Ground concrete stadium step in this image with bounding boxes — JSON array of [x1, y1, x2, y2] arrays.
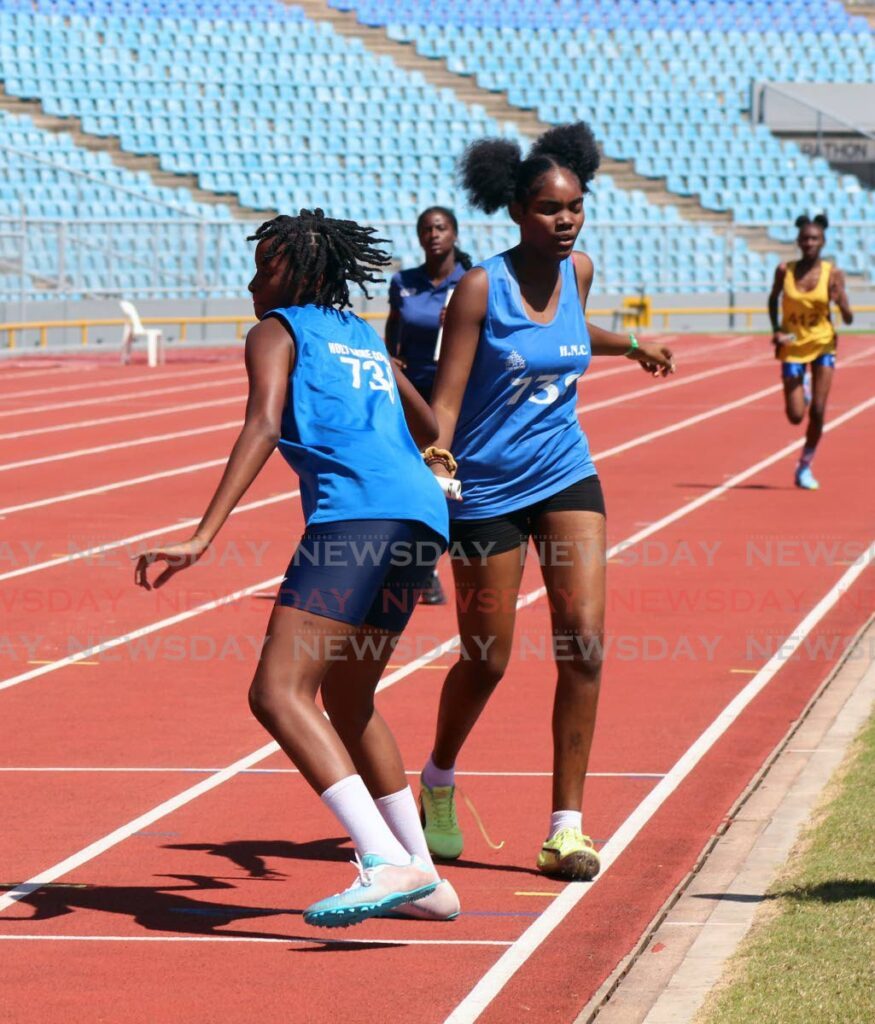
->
[[0, 87, 267, 221], [841, 2, 875, 29]]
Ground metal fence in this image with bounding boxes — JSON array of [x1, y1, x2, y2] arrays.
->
[[1, 215, 873, 321]]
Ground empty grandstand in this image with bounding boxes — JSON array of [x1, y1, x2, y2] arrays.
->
[[0, 0, 872, 324]]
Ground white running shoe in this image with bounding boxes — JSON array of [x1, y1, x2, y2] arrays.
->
[[303, 853, 437, 929], [376, 878, 461, 921]]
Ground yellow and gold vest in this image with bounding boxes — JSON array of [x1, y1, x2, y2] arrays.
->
[[780, 260, 836, 363]]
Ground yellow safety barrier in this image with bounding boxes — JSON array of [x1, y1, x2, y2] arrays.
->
[[1, 308, 620, 351], [0, 313, 403, 351], [12, 300, 871, 348]]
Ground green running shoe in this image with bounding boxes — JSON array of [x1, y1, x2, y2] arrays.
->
[[537, 827, 600, 881], [419, 779, 463, 860]]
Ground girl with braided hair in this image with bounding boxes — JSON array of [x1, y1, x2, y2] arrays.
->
[[768, 213, 853, 490], [134, 209, 460, 927], [386, 206, 474, 605], [417, 124, 675, 881]]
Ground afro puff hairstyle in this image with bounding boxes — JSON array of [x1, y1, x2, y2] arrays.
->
[[459, 122, 600, 215]]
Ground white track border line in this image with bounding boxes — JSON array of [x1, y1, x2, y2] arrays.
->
[[1, 364, 242, 402], [1, 391, 873, 684], [442, 539, 875, 1023], [0, 458, 229, 516], [0, 375, 244, 420], [0, 422, 241, 473], [0, 351, 807, 559], [576, 354, 765, 415], [0, 393, 872, 911], [0, 395, 245, 442], [0, 358, 779, 568], [0, 337, 742, 444]]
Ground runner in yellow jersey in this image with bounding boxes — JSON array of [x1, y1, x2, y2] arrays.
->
[[768, 213, 853, 489]]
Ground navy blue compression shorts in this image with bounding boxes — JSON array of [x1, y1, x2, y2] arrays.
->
[[782, 352, 836, 379], [277, 519, 446, 632]]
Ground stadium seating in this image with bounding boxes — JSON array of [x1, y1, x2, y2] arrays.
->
[[0, 0, 784, 302], [334, 0, 875, 278]]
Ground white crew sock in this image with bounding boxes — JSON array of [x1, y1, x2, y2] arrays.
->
[[320, 774, 409, 864], [422, 753, 455, 789], [376, 786, 437, 877], [548, 810, 582, 840]]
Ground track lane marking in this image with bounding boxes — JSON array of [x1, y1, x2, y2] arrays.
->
[[0, 421, 241, 473], [0, 458, 230, 515], [576, 354, 767, 415], [0, 395, 246, 441], [0, 490, 298, 582], [0, 375, 244, 420], [0, 352, 810, 575], [0, 364, 243, 402], [0, 339, 736, 441], [442, 537, 875, 1024], [0, 394, 872, 913]]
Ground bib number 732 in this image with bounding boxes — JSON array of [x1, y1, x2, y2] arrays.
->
[[339, 356, 396, 403], [507, 372, 582, 406]]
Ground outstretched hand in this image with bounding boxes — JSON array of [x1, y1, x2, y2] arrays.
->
[[634, 343, 675, 377], [134, 537, 208, 590]]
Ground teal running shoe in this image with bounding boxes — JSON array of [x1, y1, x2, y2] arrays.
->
[[795, 466, 819, 490], [303, 854, 437, 929]]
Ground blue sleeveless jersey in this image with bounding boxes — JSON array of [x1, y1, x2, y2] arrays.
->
[[451, 252, 596, 520], [269, 304, 448, 541]]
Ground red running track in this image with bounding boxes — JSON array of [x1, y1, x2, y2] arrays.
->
[[0, 335, 873, 1023]]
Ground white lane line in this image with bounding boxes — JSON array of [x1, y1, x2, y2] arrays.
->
[[596, 382, 778, 459], [0, 574, 285, 693], [0, 458, 228, 516], [0, 395, 244, 441], [0, 768, 662, 779], [0, 375, 243, 419], [0, 359, 796, 572], [442, 539, 875, 1024], [0, 490, 298, 583], [0, 366, 82, 383], [0, 364, 242, 402], [0, 395, 872, 913], [0, 422, 241, 473], [0, 936, 514, 946], [577, 355, 766, 415], [592, 342, 874, 462]]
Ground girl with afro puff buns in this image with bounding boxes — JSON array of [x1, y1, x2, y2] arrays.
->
[[417, 123, 675, 882]]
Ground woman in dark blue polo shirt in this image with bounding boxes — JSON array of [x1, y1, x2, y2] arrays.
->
[[386, 206, 472, 604]]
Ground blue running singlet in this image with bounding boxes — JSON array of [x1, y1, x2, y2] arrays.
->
[[267, 304, 449, 541], [451, 252, 596, 521]]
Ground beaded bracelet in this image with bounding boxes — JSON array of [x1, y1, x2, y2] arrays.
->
[[422, 446, 458, 474]]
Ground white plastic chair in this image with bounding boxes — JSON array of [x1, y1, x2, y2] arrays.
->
[[120, 300, 164, 367]]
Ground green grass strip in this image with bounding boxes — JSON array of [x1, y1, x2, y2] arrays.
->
[[700, 709, 875, 1024]]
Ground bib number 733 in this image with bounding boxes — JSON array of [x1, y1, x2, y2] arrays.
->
[[507, 372, 582, 406], [339, 356, 396, 403]]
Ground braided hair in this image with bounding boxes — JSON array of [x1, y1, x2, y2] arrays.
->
[[416, 205, 474, 270], [460, 122, 601, 215], [247, 208, 391, 310]]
